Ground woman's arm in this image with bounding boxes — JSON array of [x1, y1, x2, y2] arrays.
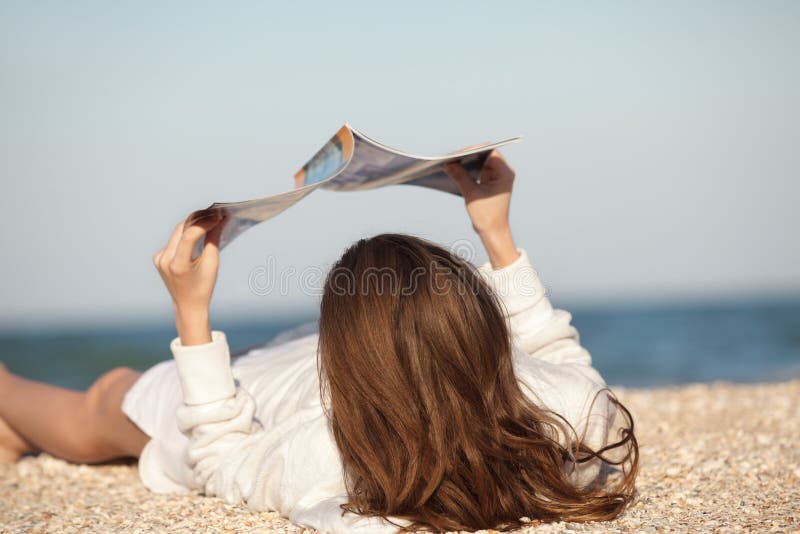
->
[[445, 153, 590, 366], [152, 212, 224, 345], [447, 156, 617, 483], [150, 215, 276, 506]]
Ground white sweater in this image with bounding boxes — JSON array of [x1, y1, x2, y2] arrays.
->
[[140, 250, 616, 533]]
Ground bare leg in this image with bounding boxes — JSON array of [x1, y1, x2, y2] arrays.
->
[[0, 363, 150, 464], [0, 413, 31, 463]]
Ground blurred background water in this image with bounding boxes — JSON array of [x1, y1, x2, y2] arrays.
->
[[2, 299, 798, 391]]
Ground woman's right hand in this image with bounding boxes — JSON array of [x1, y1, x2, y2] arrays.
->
[[444, 150, 520, 268], [153, 212, 225, 345]]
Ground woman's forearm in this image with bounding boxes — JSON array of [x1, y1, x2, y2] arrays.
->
[[175, 306, 212, 346], [479, 226, 520, 269]]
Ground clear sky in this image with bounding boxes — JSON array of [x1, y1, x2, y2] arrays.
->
[[1, 1, 798, 328]]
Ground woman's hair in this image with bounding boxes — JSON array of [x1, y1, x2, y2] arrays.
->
[[318, 234, 638, 532]]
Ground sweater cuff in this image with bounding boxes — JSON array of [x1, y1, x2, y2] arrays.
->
[[478, 249, 546, 316], [170, 331, 236, 405]]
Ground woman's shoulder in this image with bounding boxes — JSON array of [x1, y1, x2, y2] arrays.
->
[[262, 321, 320, 349], [512, 345, 612, 437], [230, 321, 320, 359]]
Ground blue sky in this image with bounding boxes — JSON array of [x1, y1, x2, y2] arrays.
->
[[1, 1, 798, 327]]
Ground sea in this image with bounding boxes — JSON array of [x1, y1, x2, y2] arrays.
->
[[2, 300, 799, 391]]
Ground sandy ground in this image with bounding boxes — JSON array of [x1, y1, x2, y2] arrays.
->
[[1, 379, 798, 533]]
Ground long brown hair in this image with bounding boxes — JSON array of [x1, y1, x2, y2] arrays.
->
[[318, 234, 638, 532]]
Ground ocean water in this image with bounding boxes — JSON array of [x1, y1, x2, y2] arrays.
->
[[1, 300, 798, 391]]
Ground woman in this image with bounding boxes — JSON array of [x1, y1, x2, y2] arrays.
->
[[0, 151, 638, 533]]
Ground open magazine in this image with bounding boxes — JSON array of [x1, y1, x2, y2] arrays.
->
[[187, 124, 521, 253]]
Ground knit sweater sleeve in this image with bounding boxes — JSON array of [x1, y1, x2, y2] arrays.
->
[[477, 249, 592, 366], [169, 332, 334, 516], [478, 250, 619, 487], [169, 332, 271, 504]]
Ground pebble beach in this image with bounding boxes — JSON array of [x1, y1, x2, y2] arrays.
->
[[1, 379, 798, 533]]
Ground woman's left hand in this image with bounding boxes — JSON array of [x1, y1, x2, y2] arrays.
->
[[153, 212, 225, 345], [444, 150, 520, 268]]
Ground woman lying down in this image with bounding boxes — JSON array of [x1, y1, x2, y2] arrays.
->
[[0, 151, 638, 533]]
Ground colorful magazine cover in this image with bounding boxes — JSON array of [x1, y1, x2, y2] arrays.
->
[[187, 124, 521, 254]]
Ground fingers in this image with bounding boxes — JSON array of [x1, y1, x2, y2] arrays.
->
[[152, 213, 223, 276], [484, 150, 515, 179], [487, 149, 505, 162], [153, 221, 185, 272], [173, 213, 223, 271], [200, 215, 226, 262], [443, 162, 477, 196]]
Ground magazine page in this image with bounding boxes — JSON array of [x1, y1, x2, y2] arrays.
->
[[187, 185, 320, 253], [297, 125, 521, 195], [188, 125, 521, 254], [187, 126, 356, 254]]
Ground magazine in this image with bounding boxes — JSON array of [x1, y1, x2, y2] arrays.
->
[[187, 124, 521, 253]]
